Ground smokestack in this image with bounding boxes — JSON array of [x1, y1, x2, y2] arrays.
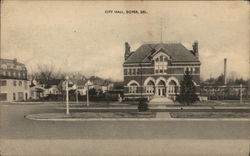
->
[[224, 58, 227, 85], [124, 42, 131, 60], [192, 41, 199, 58]]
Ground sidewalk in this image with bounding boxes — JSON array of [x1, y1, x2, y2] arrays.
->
[[56, 105, 250, 111]]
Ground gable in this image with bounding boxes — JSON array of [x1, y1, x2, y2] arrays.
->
[[151, 49, 171, 61]]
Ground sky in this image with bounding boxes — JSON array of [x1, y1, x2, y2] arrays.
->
[[1, 1, 249, 81]]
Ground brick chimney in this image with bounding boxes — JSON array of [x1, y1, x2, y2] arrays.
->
[[192, 41, 199, 58], [13, 58, 17, 67], [124, 42, 131, 60]]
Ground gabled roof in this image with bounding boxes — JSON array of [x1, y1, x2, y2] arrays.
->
[[124, 43, 200, 64]]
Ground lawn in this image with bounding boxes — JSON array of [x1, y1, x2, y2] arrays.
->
[[170, 112, 250, 118], [27, 111, 156, 120]]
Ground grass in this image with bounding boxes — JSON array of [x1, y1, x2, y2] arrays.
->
[[30, 111, 156, 119], [170, 112, 250, 118]]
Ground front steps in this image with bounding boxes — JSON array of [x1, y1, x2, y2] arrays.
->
[[149, 96, 174, 106]]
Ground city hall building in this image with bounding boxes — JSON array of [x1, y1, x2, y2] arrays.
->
[[123, 41, 201, 101], [0, 58, 30, 102]]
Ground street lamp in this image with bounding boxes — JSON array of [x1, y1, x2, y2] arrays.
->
[[65, 76, 70, 115]]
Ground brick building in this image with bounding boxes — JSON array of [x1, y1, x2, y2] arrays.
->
[[0, 58, 30, 102], [123, 41, 201, 101]]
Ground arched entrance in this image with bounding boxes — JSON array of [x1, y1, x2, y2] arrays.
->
[[155, 77, 167, 97]]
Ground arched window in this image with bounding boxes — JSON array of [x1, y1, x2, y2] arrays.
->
[[127, 80, 139, 94], [1, 64, 7, 69], [146, 80, 155, 93]]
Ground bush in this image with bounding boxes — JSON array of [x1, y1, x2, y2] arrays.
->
[[138, 98, 149, 112]]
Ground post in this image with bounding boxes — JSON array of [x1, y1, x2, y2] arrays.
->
[[106, 82, 109, 105], [65, 76, 70, 115], [140, 64, 143, 99], [224, 58, 227, 85], [76, 90, 78, 104], [240, 84, 243, 104], [86, 85, 89, 107]]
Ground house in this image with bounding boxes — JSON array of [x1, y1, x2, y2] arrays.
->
[[43, 79, 62, 96], [123, 41, 201, 101], [71, 78, 89, 95], [0, 58, 30, 102], [89, 76, 113, 94], [29, 79, 45, 100]]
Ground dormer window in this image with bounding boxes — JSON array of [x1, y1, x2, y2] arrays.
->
[[154, 54, 169, 74]]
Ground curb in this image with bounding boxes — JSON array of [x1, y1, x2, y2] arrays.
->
[[25, 115, 250, 122]]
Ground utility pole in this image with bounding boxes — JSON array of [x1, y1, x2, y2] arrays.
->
[[240, 84, 243, 104], [65, 76, 70, 115], [86, 85, 89, 107], [140, 63, 143, 99]]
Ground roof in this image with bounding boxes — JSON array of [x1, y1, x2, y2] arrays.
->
[[124, 43, 200, 64], [0, 58, 25, 66], [71, 79, 88, 86]]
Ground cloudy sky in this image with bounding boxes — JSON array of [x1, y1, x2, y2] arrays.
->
[[1, 1, 249, 81]]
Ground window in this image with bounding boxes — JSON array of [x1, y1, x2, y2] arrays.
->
[[13, 80, 17, 86], [129, 86, 137, 93], [19, 81, 22, 86], [0, 80, 7, 86], [128, 82, 139, 94], [13, 93, 16, 101], [154, 55, 168, 74], [24, 81, 28, 89], [124, 69, 128, 75], [0, 93, 7, 101], [184, 67, 195, 73], [146, 86, 154, 93], [18, 92, 24, 100], [1, 64, 7, 69], [126, 68, 139, 75], [132, 69, 136, 75]]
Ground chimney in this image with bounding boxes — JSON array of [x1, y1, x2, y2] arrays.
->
[[124, 42, 131, 60], [224, 58, 227, 85], [192, 41, 199, 58], [13, 58, 17, 67]]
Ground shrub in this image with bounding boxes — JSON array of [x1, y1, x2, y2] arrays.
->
[[138, 98, 149, 112]]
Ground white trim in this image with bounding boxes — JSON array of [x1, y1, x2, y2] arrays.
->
[[166, 77, 180, 86], [127, 80, 140, 86], [192, 80, 199, 86], [124, 66, 200, 69], [172, 62, 200, 65], [144, 77, 156, 86], [124, 93, 154, 96], [124, 74, 200, 77], [124, 66, 153, 69], [123, 63, 151, 66], [155, 77, 167, 86], [152, 51, 171, 60]]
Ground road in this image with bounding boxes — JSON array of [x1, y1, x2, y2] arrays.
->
[[0, 102, 250, 156]]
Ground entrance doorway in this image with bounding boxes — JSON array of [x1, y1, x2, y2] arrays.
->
[[156, 80, 166, 97], [158, 87, 166, 96]]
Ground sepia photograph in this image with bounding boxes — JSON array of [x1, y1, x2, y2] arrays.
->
[[0, 1, 249, 156]]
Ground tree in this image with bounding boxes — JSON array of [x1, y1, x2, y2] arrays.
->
[[176, 70, 199, 105], [215, 74, 224, 85]]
